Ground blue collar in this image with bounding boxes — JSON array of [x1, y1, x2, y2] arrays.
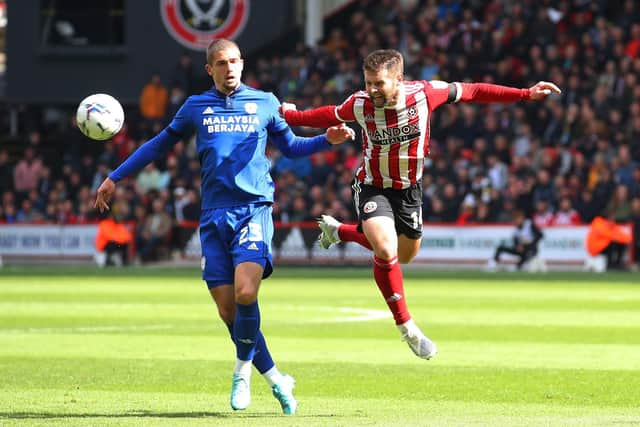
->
[[213, 83, 246, 98]]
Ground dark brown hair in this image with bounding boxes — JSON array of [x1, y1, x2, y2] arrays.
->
[[362, 49, 404, 74]]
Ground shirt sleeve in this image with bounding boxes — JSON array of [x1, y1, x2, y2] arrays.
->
[[108, 128, 181, 182], [267, 93, 290, 134], [334, 94, 357, 121], [283, 105, 342, 127], [423, 80, 458, 112], [270, 127, 330, 158], [167, 97, 195, 135]]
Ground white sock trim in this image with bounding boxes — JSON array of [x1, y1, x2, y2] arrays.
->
[[234, 359, 252, 378], [397, 318, 418, 335], [262, 366, 284, 387]]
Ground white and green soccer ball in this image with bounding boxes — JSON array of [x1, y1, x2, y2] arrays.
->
[[76, 93, 124, 141]]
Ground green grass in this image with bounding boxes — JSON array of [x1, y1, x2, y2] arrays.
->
[[0, 266, 639, 426]]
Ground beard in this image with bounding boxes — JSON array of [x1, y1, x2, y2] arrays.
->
[[369, 89, 399, 107]]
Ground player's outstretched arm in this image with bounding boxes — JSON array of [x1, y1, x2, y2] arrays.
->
[[270, 124, 353, 158], [456, 81, 561, 103], [280, 102, 342, 128], [94, 128, 182, 212], [94, 177, 115, 212]]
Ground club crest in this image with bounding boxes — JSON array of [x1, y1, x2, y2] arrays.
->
[[363, 201, 377, 214], [161, 0, 250, 51]]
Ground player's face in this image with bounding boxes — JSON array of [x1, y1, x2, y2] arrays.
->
[[364, 67, 402, 107], [206, 47, 244, 94]]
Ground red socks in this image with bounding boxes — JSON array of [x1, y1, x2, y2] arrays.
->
[[338, 225, 408, 324], [338, 223, 372, 250], [373, 255, 410, 325]]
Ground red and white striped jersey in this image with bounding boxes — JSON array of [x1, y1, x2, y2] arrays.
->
[[334, 80, 456, 189], [283, 80, 529, 189]]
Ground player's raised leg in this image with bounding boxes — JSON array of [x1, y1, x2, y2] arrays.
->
[[317, 214, 373, 250], [364, 216, 437, 360]]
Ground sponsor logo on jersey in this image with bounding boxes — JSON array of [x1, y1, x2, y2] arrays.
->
[[365, 124, 421, 145], [160, 0, 250, 51], [363, 201, 377, 214], [202, 106, 214, 115], [244, 102, 258, 114], [201, 256, 206, 271], [364, 114, 375, 122], [247, 242, 259, 250], [202, 115, 259, 133]]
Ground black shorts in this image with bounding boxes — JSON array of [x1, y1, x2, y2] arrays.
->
[[351, 180, 423, 239]]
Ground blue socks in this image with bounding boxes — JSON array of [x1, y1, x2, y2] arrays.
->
[[233, 301, 261, 362], [225, 321, 275, 374]]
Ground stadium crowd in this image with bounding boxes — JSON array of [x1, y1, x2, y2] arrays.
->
[[1, 0, 639, 265]]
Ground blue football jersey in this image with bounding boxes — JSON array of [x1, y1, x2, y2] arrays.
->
[[168, 84, 289, 209]]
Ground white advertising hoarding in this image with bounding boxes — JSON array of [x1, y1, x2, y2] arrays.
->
[[0, 224, 98, 256]]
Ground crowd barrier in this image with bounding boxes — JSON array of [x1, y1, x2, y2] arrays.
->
[[0, 222, 634, 269]]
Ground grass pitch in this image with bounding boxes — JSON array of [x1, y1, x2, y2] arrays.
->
[[0, 266, 639, 426]]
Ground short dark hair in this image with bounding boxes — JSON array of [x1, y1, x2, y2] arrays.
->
[[363, 49, 404, 75], [206, 39, 241, 65]]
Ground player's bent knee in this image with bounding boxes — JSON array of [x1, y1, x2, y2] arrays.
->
[[235, 288, 258, 305], [373, 245, 397, 261]]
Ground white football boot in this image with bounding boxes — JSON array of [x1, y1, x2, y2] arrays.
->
[[230, 374, 251, 410], [399, 321, 438, 360], [271, 374, 297, 414], [317, 215, 342, 249]]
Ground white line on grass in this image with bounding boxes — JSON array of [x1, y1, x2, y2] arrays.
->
[[274, 305, 392, 323], [0, 324, 175, 334]]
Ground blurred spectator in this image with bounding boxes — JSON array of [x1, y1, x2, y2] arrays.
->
[[16, 199, 37, 222], [91, 162, 112, 194], [552, 196, 582, 225], [0, 149, 13, 195], [605, 184, 632, 222], [135, 162, 169, 193], [136, 199, 173, 262], [139, 73, 169, 130], [532, 199, 554, 228], [13, 147, 43, 201], [171, 53, 196, 96]]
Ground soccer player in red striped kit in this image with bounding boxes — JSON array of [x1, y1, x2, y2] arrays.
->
[[281, 49, 561, 360]]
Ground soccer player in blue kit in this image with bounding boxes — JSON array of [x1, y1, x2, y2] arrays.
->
[[94, 39, 355, 414]]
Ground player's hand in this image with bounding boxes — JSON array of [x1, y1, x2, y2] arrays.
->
[[279, 102, 298, 118], [326, 123, 356, 145], [529, 81, 562, 100], [94, 177, 116, 213]]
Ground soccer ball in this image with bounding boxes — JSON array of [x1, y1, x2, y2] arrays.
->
[[76, 93, 124, 140]]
